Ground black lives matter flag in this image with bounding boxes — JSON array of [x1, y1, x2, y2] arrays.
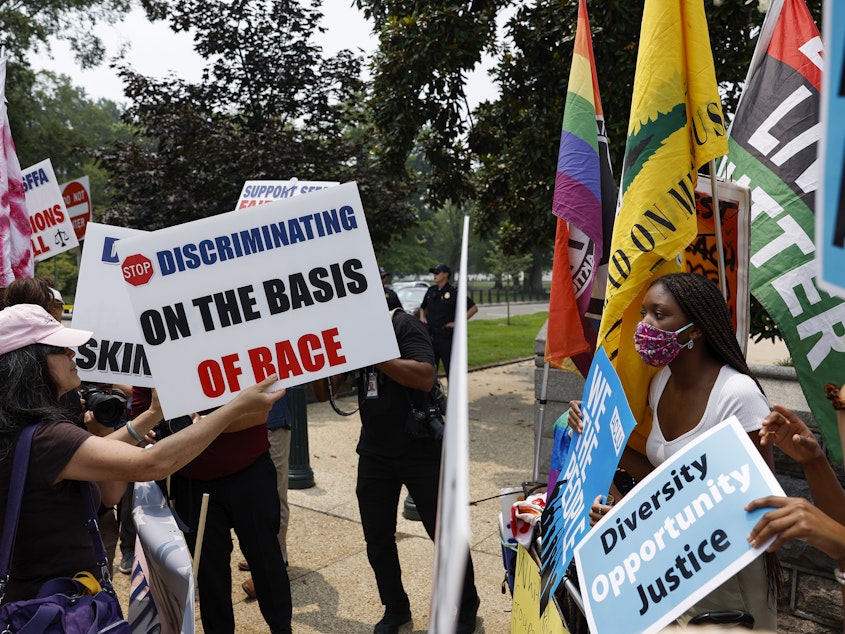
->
[[721, 0, 845, 459]]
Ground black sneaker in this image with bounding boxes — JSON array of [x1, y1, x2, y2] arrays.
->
[[118, 553, 133, 574], [373, 604, 412, 634], [456, 595, 480, 634]]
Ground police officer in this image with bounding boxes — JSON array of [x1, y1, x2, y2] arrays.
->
[[380, 266, 403, 311], [419, 264, 477, 376]]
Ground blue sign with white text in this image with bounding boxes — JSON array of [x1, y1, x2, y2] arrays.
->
[[539, 347, 637, 614], [574, 417, 784, 634]]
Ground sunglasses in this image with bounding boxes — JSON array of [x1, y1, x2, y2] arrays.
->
[[44, 345, 69, 355]]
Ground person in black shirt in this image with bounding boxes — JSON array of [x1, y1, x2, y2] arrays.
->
[[312, 309, 479, 634], [419, 264, 477, 376]]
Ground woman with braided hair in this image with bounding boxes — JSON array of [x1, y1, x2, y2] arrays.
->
[[570, 272, 778, 629]]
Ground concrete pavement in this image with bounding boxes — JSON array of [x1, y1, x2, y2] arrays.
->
[[113, 360, 537, 633]]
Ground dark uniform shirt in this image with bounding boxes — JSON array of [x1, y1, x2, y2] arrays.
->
[[384, 287, 403, 311], [421, 283, 475, 330], [356, 310, 436, 458]]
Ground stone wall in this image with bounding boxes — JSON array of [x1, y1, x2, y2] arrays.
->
[[534, 324, 844, 632]]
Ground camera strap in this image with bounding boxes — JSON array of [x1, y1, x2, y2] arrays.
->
[[327, 372, 360, 417]]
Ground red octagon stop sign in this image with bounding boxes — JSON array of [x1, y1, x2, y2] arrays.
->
[[122, 254, 154, 286]]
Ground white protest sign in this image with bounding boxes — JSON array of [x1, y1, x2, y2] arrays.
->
[[71, 223, 153, 387], [430, 216, 471, 632], [574, 417, 784, 634], [236, 178, 339, 209], [130, 481, 195, 634], [115, 182, 398, 417], [60, 176, 92, 242], [22, 159, 79, 261]]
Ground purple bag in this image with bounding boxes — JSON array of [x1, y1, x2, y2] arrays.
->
[[0, 424, 130, 633], [0, 589, 129, 633]]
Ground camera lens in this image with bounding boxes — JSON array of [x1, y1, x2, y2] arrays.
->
[[83, 388, 127, 428]]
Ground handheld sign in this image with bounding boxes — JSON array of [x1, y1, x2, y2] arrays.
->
[[511, 547, 568, 634], [22, 159, 79, 261], [129, 481, 195, 634], [817, 0, 845, 296], [429, 216, 472, 632], [115, 182, 398, 417], [236, 178, 339, 209], [539, 347, 637, 614], [574, 417, 784, 634], [72, 223, 153, 387], [60, 176, 92, 242]]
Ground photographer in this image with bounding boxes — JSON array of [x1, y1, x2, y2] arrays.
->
[[312, 308, 479, 634], [78, 383, 163, 574]]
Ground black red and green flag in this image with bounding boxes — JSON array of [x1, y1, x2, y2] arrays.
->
[[722, 0, 845, 459]]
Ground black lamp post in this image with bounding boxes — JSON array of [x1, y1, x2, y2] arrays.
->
[[287, 384, 314, 489]]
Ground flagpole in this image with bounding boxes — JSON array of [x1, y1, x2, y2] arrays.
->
[[533, 362, 550, 483], [709, 159, 727, 300]]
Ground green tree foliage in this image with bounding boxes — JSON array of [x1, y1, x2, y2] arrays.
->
[[8, 72, 132, 298], [0, 0, 131, 69], [355, 0, 499, 207], [2, 0, 132, 161], [14, 71, 131, 181], [34, 249, 80, 299], [95, 0, 418, 249]]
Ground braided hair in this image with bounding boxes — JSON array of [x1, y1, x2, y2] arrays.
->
[[654, 273, 782, 600], [651, 273, 762, 393]]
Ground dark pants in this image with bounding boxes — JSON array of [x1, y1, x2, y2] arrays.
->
[[118, 483, 136, 558], [171, 452, 292, 634], [431, 332, 453, 376], [356, 443, 477, 613]]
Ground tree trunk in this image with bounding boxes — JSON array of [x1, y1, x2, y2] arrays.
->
[[525, 260, 544, 294]]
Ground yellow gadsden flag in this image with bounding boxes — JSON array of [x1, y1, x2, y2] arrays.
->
[[598, 0, 728, 452]]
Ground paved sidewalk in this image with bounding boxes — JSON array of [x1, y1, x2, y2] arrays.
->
[[114, 360, 537, 632]]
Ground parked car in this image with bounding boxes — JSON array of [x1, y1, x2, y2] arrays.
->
[[392, 280, 429, 290], [394, 284, 428, 317]]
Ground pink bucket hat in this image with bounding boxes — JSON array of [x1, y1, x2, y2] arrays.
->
[[0, 304, 92, 355]]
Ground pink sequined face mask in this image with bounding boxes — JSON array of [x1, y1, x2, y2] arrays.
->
[[633, 321, 694, 367]]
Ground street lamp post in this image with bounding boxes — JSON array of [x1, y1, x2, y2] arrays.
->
[[287, 384, 314, 489]]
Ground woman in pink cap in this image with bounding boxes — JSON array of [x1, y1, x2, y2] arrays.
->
[[0, 303, 283, 603]]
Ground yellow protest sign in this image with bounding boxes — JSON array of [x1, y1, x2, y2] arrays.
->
[[511, 546, 569, 633]]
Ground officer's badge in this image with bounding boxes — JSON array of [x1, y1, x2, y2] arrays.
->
[[443, 292, 451, 299]]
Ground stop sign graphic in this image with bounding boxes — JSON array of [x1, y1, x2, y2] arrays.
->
[[122, 254, 154, 286], [61, 179, 91, 241]]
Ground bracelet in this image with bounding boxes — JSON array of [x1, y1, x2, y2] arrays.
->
[[125, 420, 145, 443], [834, 568, 845, 586], [824, 384, 845, 410]]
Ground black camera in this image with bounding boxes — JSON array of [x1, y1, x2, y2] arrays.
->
[[152, 415, 193, 440], [80, 385, 128, 428], [405, 406, 445, 441]]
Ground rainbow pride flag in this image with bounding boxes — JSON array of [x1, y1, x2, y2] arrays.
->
[[546, 0, 615, 375]]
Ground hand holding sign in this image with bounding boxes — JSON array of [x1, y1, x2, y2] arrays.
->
[[746, 495, 845, 559], [574, 417, 784, 634], [224, 373, 285, 421], [115, 182, 398, 418]]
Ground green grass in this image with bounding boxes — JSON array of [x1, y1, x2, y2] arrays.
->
[[467, 311, 548, 369]]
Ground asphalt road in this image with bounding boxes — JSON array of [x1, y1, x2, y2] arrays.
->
[[475, 300, 548, 320]]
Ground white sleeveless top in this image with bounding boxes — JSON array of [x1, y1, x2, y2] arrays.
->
[[645, 365, 770, 466]]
